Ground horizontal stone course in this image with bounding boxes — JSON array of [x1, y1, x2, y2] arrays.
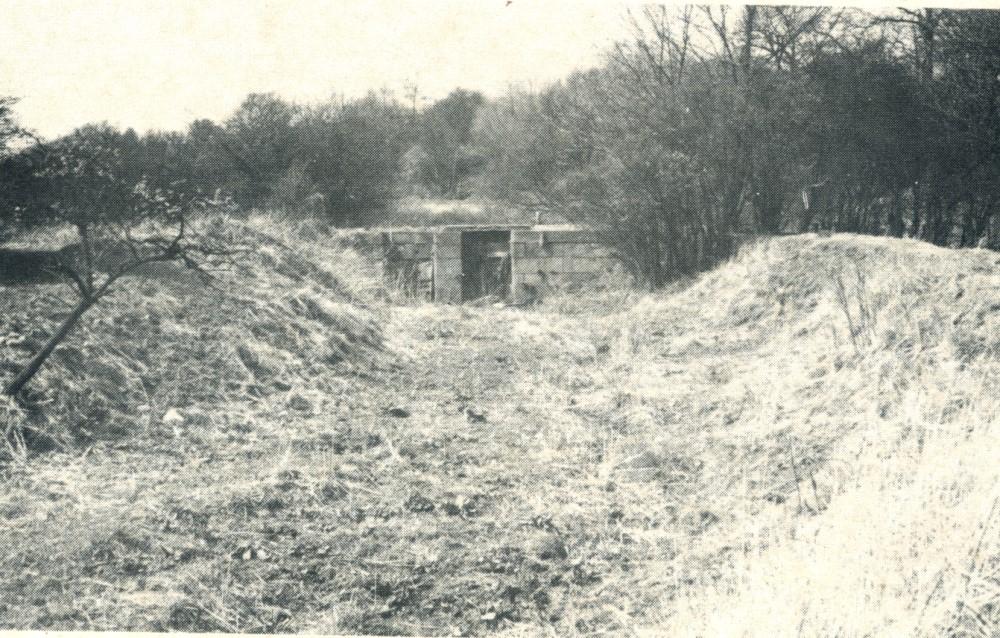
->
[[376, 226, 621, 303], [434, 231, 463, 247], [514, 257, 541, 273], [511, 229, 602, 244], [435, 244, 462, 259], [519, 244, 553, 259]]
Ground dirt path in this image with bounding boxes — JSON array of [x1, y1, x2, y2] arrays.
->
[[2, 294, 781, 636], [1, 303, 658, 635]]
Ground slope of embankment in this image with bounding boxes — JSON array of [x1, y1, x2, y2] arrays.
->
[[606, 234, 1000, 637], [1, 227, 998, 637], [1, 214, 388, 450]]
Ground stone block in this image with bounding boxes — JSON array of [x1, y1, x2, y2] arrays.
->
[[435, 243, 462, 259], [520, 244, 539, 259], [434, 231, 462, 246], [541, 230, 600, 244], [435, 258, 462, 275], [571, 258, 605, 273], [568, 272, 597, 285], [514, 257, 541, 274], [511, 229, 543, 244], [573, 243, 603, 257], [433, 271, 463, 303], [520, 272, 544, 286], [534, 256, 556, 273]]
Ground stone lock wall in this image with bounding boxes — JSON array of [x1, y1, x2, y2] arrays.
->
[[432, 229, 463, 304], [510, 228, 617, 304], [381, 226, 619, 303], [381, 230, 435, 299]]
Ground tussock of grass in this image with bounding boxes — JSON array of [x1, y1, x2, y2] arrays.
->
[[610, 234, 1000, 637], [0, 215, 387, 453]]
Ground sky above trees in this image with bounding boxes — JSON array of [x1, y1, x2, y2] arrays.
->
[[0, 0, 629, 138]]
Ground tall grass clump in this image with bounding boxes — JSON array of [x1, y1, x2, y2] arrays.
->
[[644, 234, 1000, 637], [0, 214, 388, 456]]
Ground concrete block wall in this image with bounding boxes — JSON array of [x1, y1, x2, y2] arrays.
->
[[379, 226, 619, 304], [432, 229, 464, 303], [382, 230, 435, 299], [510, 228, 618, 303]]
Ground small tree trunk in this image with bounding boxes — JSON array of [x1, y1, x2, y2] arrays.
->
[[77, 223, 96, 294], [3, 295, 96, 397]]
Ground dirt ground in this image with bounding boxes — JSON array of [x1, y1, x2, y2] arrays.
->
[[0, 298, 696, 635], [3, 231, 1000, 637]]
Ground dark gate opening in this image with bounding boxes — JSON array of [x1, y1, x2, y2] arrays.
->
[[460, 230, 511, 301]]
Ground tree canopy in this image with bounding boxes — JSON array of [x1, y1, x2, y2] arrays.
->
[[3, 7, 1000, 283]]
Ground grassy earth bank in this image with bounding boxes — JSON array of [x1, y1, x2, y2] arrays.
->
[[2, 225, 999, 637]]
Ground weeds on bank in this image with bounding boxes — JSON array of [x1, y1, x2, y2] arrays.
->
[[4, 231, 1000, 636], [655, 235, 1000, 637]]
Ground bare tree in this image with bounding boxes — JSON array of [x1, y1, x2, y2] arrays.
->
[[3, 125, 233, 399]]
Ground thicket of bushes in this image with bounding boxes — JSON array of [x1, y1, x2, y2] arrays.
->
[[473, 7, 1000, 285], [0, 85, 490, 236]]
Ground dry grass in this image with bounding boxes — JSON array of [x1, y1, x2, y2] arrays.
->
[[2, 228, 999, 636], [0, 214, 387, 454], [619, 234, 1000, 637]]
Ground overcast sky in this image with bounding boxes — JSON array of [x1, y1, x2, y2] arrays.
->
[[0, 0, 632, 139]]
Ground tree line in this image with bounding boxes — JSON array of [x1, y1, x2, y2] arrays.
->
[[475, 6, 1000, 285], [0, 88, 486, 236], [3, 6, 1000, 287]]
